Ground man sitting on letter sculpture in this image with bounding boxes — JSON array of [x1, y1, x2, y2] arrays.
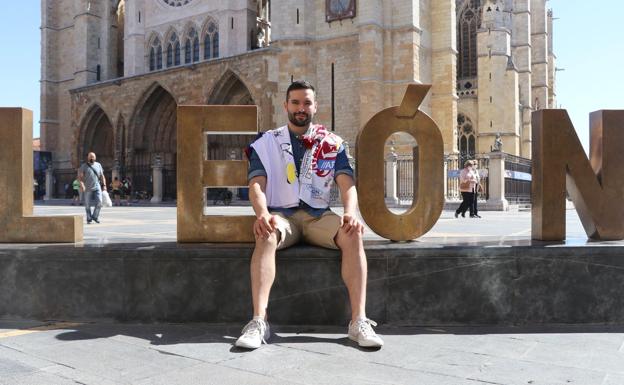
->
[[235, 80, 383, 349]]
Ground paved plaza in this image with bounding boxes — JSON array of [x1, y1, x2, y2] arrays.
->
[[29, 202, 596, 246], [0, 203, 622, 384], [2, 321, 624, 384]]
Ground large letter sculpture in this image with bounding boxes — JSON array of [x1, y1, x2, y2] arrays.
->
[[356, 85, 444, 241], [177, 106, 258, 242], [532, 110, 624, 241], [0, 108, 82, 242]]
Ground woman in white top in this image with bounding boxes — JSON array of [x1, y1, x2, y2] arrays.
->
[[455, 160, 479, 218], [470, 160, 482, 218]]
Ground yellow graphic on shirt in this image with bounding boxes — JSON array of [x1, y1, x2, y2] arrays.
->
[[286, 163, 297, 184]]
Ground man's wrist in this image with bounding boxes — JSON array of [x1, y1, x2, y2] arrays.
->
[[256, 211, 270, 219]]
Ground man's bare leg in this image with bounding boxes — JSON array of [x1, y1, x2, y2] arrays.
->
[[251, 233, 278, 319], [335, 228, 367, 321]]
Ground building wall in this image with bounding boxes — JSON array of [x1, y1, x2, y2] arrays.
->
[[47, 0, 565, 174]]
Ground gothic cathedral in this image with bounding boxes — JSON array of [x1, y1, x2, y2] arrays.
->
[[41, 0, 554, 196]]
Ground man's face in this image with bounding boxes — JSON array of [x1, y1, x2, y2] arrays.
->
[[284, 89, 317, 128], [88, 153, 96, 164]]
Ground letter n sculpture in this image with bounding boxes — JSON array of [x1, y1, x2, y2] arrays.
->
[[0, 108, 82, 242], [532, 110, 624, 241], [177, 106, 258, 242]]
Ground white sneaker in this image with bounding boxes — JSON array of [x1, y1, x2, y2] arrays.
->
[[348, 318, 384, 348], [235, 318, 270, 349]]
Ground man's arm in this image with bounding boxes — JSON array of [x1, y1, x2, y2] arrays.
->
[[249, 175, 277, 239], [100, 169, 107, 191], [335, 174, 364, 235], [77, 168, 86, 192]]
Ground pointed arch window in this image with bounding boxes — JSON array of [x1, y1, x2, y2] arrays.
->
[[213, 32, 219, 58], [166, 32, 181, 67], [149, 36, 163, 71], [150, 47, 156, 71], [203, 22, 219, 60], [457, 0, 481, 79], [157, 46, 163, 70], [457, 113, 477, 164], [185, 28, 199, 64]]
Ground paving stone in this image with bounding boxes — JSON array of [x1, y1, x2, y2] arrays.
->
[[25, 337, 200, 383], [135, 362, 299, 385], [0, 371, 78, 385]]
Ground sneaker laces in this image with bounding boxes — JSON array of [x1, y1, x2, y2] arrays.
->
[[241, 319, 268, 344], [355, 318, 378, 338]]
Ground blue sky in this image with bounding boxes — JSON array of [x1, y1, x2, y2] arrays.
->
[[0, 1, 622, 152]]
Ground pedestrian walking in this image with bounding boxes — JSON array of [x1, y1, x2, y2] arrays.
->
[[455, 160, 479, 218], [78, 152, 106, 224], [470, 160, 482, 218]]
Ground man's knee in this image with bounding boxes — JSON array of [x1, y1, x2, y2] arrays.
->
[[335, 229, 363, 250], [254, 231, 280, 249]]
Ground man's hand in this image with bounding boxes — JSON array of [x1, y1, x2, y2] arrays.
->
[[254, 213, 278, 239], [340, 213, 364, 235]]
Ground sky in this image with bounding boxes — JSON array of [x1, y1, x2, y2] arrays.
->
[[0, 1, 622, 152]]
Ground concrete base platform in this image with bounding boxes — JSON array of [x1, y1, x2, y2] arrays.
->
[[2, 241, 624, 325]]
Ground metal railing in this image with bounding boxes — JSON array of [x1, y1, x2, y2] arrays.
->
[[444, 154, 489, 201], [504, 154, 532, 203]]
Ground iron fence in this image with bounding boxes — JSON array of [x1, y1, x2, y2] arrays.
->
[[397, 157, 415, 202], [126, 165, 152, 199], [52, 168, 77, 199], [504, 154, 532, 203], [163, 165, 176, 200], [396, 154, 490, 203]]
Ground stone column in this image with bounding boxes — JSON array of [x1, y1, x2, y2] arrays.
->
[[487, 152, 509, 211], [431, 0, 458, 154], [228, 150, 238, 200], [44, 165, 54, 201], [446, 153, 459, 201], [385, 152, 398, 205], [443, 157, 449, 200], [112, 159, 120, 182], [150, 155, 163, 203]]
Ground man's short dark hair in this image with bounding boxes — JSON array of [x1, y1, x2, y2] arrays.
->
[[286, 80, 315, 101]]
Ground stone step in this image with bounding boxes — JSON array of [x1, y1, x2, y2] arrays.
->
[[1, 243, 624, 325]]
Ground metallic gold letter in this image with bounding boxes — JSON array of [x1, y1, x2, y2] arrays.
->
[[356, 85, 444, 241], [0, 108, 82, 243], [532, 110, 624, 241], [177, 105, 258, 242]]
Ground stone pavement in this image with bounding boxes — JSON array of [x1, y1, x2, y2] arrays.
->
[[4, 203, 619, 384], [31, 202, 598, 246], [1, 321, 624, 384]]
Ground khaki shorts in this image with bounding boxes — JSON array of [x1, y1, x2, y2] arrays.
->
[[272, 210, 341, 250]]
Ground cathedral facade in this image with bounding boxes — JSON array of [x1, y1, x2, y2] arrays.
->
[[40, 0, 554, 197]]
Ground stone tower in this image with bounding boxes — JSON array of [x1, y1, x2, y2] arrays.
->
[[456, 0, 556, 160], [477, 0, 520, 155], [41, 0, 125, 169]]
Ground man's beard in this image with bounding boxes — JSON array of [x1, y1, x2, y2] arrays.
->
[[288, 111, 312, 127]]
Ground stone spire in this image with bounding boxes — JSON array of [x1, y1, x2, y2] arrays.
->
[[482, 0, 504, 28]]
